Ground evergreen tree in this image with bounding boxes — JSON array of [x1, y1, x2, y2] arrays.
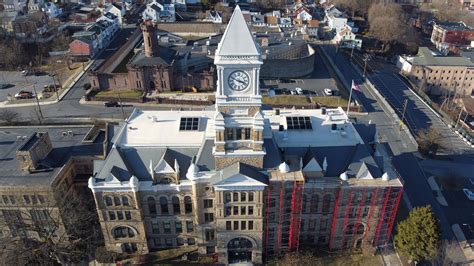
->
[[394, 206, 441, 262]]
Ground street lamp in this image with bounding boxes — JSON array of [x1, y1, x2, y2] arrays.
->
[[363, 54, 370, 78]]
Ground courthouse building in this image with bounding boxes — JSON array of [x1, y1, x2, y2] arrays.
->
[[88, 6, 403, 264]]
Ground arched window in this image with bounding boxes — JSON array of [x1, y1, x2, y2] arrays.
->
[[248, 192, 254, 202], [233, 192, 239, 202], [184, 196, 192, 214], [147, 197, 156, 215], [122, 196, 130, 206], [356, 224, 365, 235], [104, 196, 113, 206], [114, 196, 121, 206], [240, 192, 247, 202], [224, 192, 231, 204], [160, 197, 169, 215], [172, 196, 180, 214], [322, 194, 332, 213], [113, 226, 135, 239], [310, 194, 319, 213], [302, 194, 308, 213]]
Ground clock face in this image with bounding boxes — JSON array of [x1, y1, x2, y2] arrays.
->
[[228, 70, 250, 91]]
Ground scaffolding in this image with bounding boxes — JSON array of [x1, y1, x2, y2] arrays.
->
[[374, 187, 403, 246], [264, 185, 271, 258], [288, 180, 304, 251], [328, 189, 341, 249], [363, 187, 380, 242], [340, 191, 354, 249]]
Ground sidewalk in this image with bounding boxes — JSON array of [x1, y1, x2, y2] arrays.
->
[[380, 244, 402, 266], [0, 60, 94, 108]]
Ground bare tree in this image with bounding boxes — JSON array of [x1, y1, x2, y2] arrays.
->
[[214, 3, 232, 24], [334, 0, 376, 17], [434, 239, 466, 265], [416, 126, 446, 156], [276, 252, 324, 266], [0, 109, 19, 124], [0, 191, 103, 264], [256, 0, 284, 11]]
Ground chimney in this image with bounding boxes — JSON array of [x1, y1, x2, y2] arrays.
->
[[141, 20, 160, 58], [16, 132, 53, 171]]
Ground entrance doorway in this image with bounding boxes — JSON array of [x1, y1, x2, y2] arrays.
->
[[227, 237, 253, 263]]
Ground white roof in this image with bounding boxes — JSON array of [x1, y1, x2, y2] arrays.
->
[[215, 5, 259, 57]]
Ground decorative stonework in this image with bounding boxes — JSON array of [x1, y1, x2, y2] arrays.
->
[[215, 156, 264, 170]]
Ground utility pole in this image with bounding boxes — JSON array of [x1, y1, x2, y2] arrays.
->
[[118, 92, 126, 120], [50, 73, 59, 100], [454, 108, 463, 129], [32, 84, 44, 121], [363, 54, 370, 78], [400, 98, 408, 131]]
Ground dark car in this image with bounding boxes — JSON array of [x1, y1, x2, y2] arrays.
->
[[83, 83, 91, 90], [104, 101, 119, 107]]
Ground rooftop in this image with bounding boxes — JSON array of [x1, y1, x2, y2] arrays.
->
[[0, 125, 104, 187], [408, 47, 474, 67], [436, 21, 472, 31]]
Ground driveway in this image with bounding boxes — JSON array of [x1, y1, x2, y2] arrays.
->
[[0, 71, 53, 101]]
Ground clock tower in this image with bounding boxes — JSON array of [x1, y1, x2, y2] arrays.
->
[[213, 5, 266, 169]]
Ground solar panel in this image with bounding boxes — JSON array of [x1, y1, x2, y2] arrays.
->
[[179, 117, 199, 131], [286, 116, 312, 130]]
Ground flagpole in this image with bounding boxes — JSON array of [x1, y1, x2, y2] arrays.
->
[[346, 80, 353, 116]]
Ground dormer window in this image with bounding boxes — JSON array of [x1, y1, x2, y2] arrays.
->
[[286, 116, 312, 130], [179, 117, 199, 131]]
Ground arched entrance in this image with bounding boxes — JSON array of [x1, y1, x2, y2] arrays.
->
[[227, 237, 253, 263], [149, 81, 156, 91]]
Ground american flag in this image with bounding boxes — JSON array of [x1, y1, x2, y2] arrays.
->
[[351, 80, 361, 92]]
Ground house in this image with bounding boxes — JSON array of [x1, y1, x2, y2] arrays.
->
[[70, 31, 100, 58], [334, 26, 361, 49], [431, 22, 474, 53], [27, 0, 44, 12], [325, 5, 347, 32], [203, 10, 222, 24], [42, 2, 62, 18], [142, 0, 176, 23], [0, 11, 18, 33], [88, 7, 403, 263], [104, 2, 125, 26], [12, 11, 48, 39], [294, 5, 312, 24]]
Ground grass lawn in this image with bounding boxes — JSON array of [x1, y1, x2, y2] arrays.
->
[[312, 96, 348, 108], [263, 95, 312, 106], [96, 89, 142, 98]]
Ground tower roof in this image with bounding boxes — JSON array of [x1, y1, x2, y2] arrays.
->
[[216, 5, 259, 57]]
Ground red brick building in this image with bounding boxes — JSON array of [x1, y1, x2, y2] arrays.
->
[[431, 22, 474, 52]]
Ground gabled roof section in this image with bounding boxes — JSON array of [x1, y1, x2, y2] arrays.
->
[[347, 144, 381, 178], [216, 5, 259, 57], [96, 147, 132, 182], [213, 162, 268, 188], [154, 148, 177, 173], [302, 149, 323, 172]]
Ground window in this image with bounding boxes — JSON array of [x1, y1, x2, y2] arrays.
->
[[2, 196, 9, 204], [148, 198, 157, 215], [117, 211, 124, 220], [244, 128, 251, 139], [233, 192, 238, 202], [226, 128, 234, 140], [241, 192, 247, 202], [226, 221, 232, 230], [236, 128, 242, 140], [179, 117, 199, 131], [172, 196, 181, 214], [206, 246, 215, 254], [310, 194, 319, 213], [165, 238, 173, 247], [177, 238, 184, 246], [163, 221, 171, 233], [109, 211, 116, 220], [248, 221, 254, 230], [114, 196, 121, 206], [175, 221, 182, 233], [224, 192, 231, 203], [160, 197, 169, 215], [187, 238, 195, 245], [225, 206, 231, 217], [113, 226, 135, 238], [269, 198, 276, 208], [152, 222, 160, 234], [125, 211, 131, 220], [23, 195, 30, 204], [122, 196, 130, 206], [322, 194, 332, 213], [241, 221, 246, 230], [241, 206, 246, 215], [186, 221, 193, 232], [31, 195, 38, 205], [104, 196, 113, 206], [205, 229, 215, 241], [204, 199, 213, 208], [248, 206, 254, 215], [233, 206, 239, 215], [204, 213, 214, 223], [233, 221, 239, 230], [184, 196, 192, 213], [286, 116, 312, 130], [248, 192, 254, 202]]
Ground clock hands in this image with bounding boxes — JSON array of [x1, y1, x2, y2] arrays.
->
[[230, 77, 246, 85]]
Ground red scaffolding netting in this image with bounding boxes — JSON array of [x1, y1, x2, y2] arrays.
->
[[288, 180, 304, 251]]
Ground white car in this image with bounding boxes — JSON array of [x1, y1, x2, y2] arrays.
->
[[324, 88, 333, 96], [463, 188, 474, 201], [295, 87, 303, 95]]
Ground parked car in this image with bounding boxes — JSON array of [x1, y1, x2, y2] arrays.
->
[[463, 188, 474, 201], [324, 88, 333, 96], [0, 84, 11, 89], [14, 90, 34, 99], [104, 101, 119, 107], [83, 83, 91, 90], [295, 87, 303, 95], [21, 70, 30, 76]]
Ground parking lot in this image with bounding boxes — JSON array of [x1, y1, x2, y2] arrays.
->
[[261, 50, 339, 97], [0, 71, 55, 102]]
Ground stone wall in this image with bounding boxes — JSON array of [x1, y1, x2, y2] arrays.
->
[[260, 50, 315, 79], [215, 156, 264, 170]]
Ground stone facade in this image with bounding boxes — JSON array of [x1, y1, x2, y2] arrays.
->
[[215, 156, 264, 170]]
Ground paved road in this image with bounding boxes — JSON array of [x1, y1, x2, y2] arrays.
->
[[319, 44, 461, 243]]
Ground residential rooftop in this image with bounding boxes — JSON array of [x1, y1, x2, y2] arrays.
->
[[407, 47, 474, 67], [436, 21, 472, 31]]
